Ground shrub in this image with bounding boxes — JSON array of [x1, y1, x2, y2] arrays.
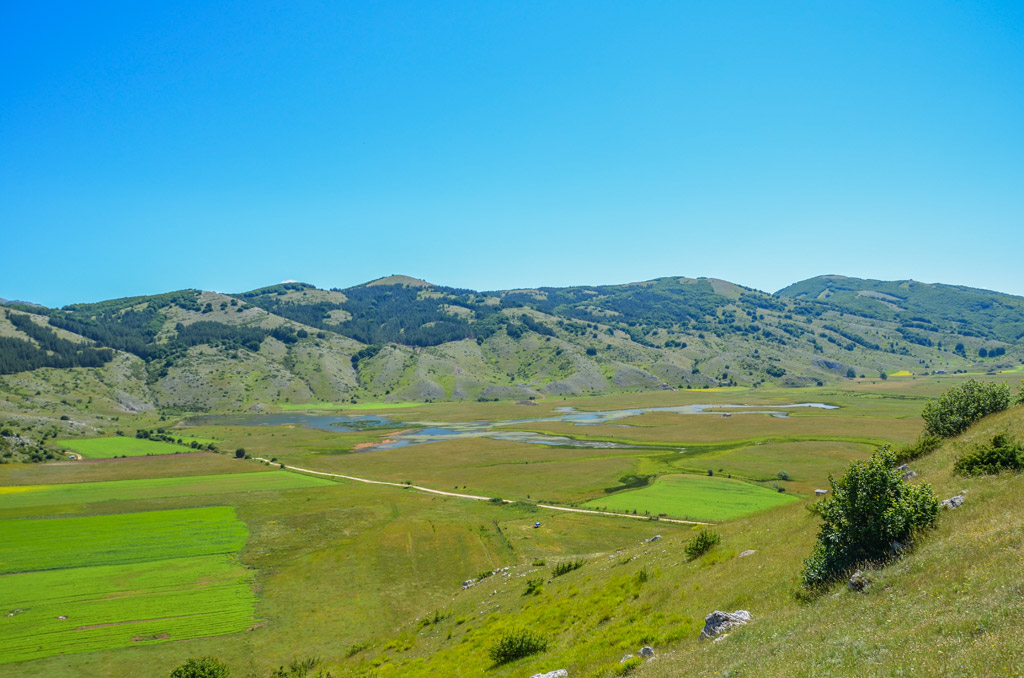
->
[[921, 379, 1011, 438], [234, 448, 246, 459], [523, 578, 544, 596], [891, 434, 942, 465], [801, 447, 939, 588], [170, 656, 230, 678], [488, 629, 547, 665], [684, 528, 721, 561], [953, 433, 1024, 476], [551, 559, 584, 577], [777, 470, 791, 481]]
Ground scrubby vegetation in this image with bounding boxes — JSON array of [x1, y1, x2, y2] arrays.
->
[[953, 433, 1024, 475], [684, 528, 721, 561], [551, 558, 584, 577], [801, 447, 939, 588], [487, 629, 548, 665], [170, 656, 230, 678], [891, 434, 942, 465]]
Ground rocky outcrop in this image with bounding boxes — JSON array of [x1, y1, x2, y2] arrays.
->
[[699, 610, 751, 640], [848, 570, 870, 592], [530, 671, 567, 678]]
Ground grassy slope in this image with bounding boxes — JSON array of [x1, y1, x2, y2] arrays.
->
[[332, 404, 1024, 677], [581, 473, 800, 521]]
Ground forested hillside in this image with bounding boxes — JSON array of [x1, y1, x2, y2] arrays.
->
[[1, 274, 1021, 412]]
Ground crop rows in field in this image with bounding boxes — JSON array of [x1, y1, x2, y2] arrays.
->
[[0, 506, 247, 574], [582, 474, 800, 521], [0, 554, 256, 664], [57, 437, 198, 459], [0, 470, 334, 509], [0, 506, 258, 665]]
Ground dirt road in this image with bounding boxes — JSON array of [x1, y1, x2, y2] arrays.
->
[[254, 457, 707, 525]]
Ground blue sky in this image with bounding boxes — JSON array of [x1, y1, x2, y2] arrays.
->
[[2, 1, 1022, 306]]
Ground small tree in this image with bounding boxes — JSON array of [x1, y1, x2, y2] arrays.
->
[[685, 528, 721, 560], [170, 656, 229, 678], [234, 448, 246, 459], [802, 447, 939, 588], [921, 379, 1011, 438]]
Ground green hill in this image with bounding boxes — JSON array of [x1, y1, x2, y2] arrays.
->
[[0, 275, 1021, 417], [778, 275, 1024, 346]]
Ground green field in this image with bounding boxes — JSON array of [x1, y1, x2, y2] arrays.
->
[[0, 507, 247, 573], [0, 555, 256, 665], [582, 473, 800, 521], [56, 437, 197, 459], [0, 471, 334, 509]]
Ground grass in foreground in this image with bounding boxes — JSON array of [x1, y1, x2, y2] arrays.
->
[[582, 473, 800, 521]]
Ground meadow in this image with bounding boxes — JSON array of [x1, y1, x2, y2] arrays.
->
[[581, 473, 801, 521], [2, 373, 1021, 677], [56, 437, 199, 459]]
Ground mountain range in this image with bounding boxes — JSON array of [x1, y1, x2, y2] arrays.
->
[[1, 274, 1021, 413]]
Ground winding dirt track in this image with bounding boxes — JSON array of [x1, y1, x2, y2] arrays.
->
[[254, 458, 707, 526]]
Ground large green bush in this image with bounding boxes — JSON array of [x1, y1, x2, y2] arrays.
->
[[921, 379, 1011, 438], [954, 433, 1024, 476], [802, 447, 939, 588], [170, 656, 230, 678]]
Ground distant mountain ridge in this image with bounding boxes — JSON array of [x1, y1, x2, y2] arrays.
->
[[1, 274, 1021, 412]]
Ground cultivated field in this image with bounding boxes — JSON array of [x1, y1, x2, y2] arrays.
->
[[0, 555, 256, 664], [56, 437, 199, 459], [0, 507, 257, 666], [0, 507, 247, 573], [0, 471, 333, 510]]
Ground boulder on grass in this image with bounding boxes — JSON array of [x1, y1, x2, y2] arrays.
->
[[699, 610, 751, 640], [848, 569, 870, 592], [941, 495, 965, 509]]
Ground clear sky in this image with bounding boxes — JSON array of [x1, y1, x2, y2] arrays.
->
[[2, 1, 1022, 307]]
